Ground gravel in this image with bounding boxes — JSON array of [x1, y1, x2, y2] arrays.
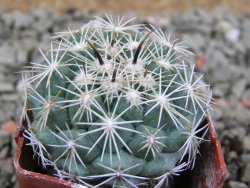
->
[[0, 7, 250, 188]]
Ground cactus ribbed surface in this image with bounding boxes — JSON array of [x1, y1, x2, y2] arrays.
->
[[22, 14, 213, 188]]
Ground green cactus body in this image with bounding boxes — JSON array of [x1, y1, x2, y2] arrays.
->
[[22, 14, 212, 188]]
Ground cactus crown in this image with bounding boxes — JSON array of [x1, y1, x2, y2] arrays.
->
[[22, 14, 212, 188]]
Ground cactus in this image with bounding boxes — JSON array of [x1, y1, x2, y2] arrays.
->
[[22, 14, 213, 188]]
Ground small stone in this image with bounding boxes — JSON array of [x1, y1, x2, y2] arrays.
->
[[241, 163, 250, 182], [214, 122, 225, 132], [228, 151, 238, 161], [11, 138, 17, 156], [234, 42, 246, 55], [214, 20, 232, 34], [2, 13, 14, 28], [225, 28, 240, 42], [37, 19, 53, 33], [243, 135, 250, 152], [0, 131, 11, 158], [0, 158, 13, 174], [223, 46, 236, 57], [17, 49, 28, 67], [211, 107, 223, 120], [240, 154, 250, 163], [229, 65, 244, 81], [0, 176, 9, 188], [0, 146, 9, 159], [19, 36, 38, 52], [240, 98, 250, 108], [242, 89, 250, 99], [242, 17, 250, 32], [211, 66, 232, 83], [231, 78, 247, 99], [181, 33, 205, 53], [214, 99, 230, 108], [0, 102, 17, 123], [0, 130, 10, 147], [0, 94, 18, 102], [0, 82, 14, 92], [13, 11, 34, 29], [241, 18, 250, 48], [228, 181, 248, 188], [221, 127, 246, 153], [0, 24, 9, 40], [1, 121, 17, 136], [195, 56, 206, 70], [223, 102, 250, 127], [0, 65, 9, 73], [0, 44, 16, 66], [212, 83, 229, 98], [242, 32, 250, 49], [0, 74, 4, 81], [244, 69, 250, 85]]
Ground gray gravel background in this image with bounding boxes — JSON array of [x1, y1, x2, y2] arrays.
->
[[0, 8, 250, 188]]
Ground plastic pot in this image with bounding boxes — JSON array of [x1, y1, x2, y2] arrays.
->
[[14, 117, 227, 188]]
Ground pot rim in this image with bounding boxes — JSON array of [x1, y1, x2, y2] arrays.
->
[[14, 136, 78, 187]]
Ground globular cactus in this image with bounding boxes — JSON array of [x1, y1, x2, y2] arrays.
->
[[22, 14, 213, 188]]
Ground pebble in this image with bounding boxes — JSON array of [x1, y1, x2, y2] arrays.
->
[[32, 16, 53, 33], [228, 151, 238, 161], [210, 65, 232, 83], [0, 82, 14, 92], [0, 131, 10, 159], [0, 94, 19, 102], [243, 135, 250, 152], [231, 78, 247, 99], [13, 11, 34, 29], [0, 44, 16, 66], [0, 74, 4, 81], [228, 181, 248, 188], [229, 65, 245, 80], [0, 65, 9, 73], [181, 33, 205, 53], [225, 28, 240, 42], [0, 147, 9, 159], [240, 154, 250, 163], [0, 130, 10, 147], [1, 120, 17, 136], [242, 89, 250, 99], [16, 48, 28, 67], [206, 49, 229, 68], [241, 18, 250, 48], [243, 68, 250, 85], [241, 163, 250, 182], [0, 158, 14, 175], [222, 103, 250, 127], [0, 102, 16, 123], [211, 108, 223, 121], [212, 83, 230, 98]]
